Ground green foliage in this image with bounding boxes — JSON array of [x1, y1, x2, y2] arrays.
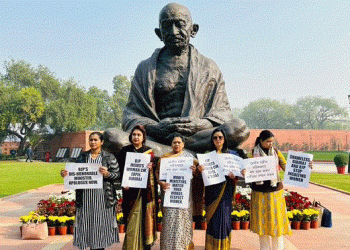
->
[[333, 154, 349, 167], [47, 80, 97, 132], [110, 75, 131, 128], [239, 98, 293, 129], [239, 96, 348, 130], [0, 60, 133, 150], [294, 96, 348, 129]]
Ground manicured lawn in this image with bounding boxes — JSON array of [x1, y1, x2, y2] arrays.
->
[[306, 151, 349, 162], [310, 173, 350, 193], [280, 171, 350, 193], [0, 161, 64, 198]]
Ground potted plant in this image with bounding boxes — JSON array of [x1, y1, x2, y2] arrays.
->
[[291, 209, 302, 230], [117, 212, 125, 233], [231, 210, 240, 230], [47, 216, 58, 235], [334, 154, 348, 174], [67, 216, 75, 234], [57, 216, 68, 235], [301, 209, 312, 230], [201, 210, 207, 230], [157, 211, 163, 232], [239, 210, 250, 230], [309, 209, 320, 228]]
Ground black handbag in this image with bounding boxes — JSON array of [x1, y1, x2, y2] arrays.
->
[[321, 207, 332, 228]]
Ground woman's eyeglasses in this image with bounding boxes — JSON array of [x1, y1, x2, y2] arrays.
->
[[213, 136, 223, 140]]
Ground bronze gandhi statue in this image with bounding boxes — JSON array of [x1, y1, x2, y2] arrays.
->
[[104, 3, 249, 157]]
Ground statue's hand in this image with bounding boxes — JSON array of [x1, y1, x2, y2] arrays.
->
[[173, 118, 212, 136], [146, 117, 188, 139]]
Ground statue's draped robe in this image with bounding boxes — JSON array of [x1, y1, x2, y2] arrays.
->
[[122, 45, 233, 132]]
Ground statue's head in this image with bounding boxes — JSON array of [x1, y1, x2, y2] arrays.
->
[[155, 3, 199, 52]]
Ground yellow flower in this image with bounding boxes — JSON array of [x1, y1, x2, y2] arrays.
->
[[20, 215, 31, 223], [231, 210, 240, 216], [202, 210, 206, 217], [57, 216, 69, 224], [157, 211, 162, 218], [117, 213, 124, 221], [287, 211, 293, 219], [48, 216, 58, 222]]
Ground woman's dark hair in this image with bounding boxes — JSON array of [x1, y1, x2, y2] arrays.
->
[[89, 131, 104, 141], [129, 125, 147, 145], [255, 130, 274, 146], [171, 133, 185, 144], [210, 128, 228, 152]]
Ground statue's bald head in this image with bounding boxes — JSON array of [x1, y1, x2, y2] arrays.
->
[[155, 3, 199, 52], [159, 3, 192, 25]]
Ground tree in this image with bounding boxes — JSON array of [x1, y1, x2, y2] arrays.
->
[[87, 75, 131, 130], [0, 60, 98, 154], [293, 96, 348, 129], [110, 75, 131, 128], [239, 98, 293, 129], [47, 80, 97, 133], [87, 86, 114, 130]]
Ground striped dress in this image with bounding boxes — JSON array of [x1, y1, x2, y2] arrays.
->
[[73, 153, 119, 250]]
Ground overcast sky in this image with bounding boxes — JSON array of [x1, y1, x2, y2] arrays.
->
[[1, 1, 349, 109]]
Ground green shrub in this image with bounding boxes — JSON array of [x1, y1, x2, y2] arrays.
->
[[333, 154, 349, 167]]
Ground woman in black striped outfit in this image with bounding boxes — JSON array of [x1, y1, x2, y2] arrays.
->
[[61, 131, 120, 250]]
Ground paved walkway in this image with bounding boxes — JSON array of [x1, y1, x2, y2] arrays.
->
[[1, 164, 349, 250]]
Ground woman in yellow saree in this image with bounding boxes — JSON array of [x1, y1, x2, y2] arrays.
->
[[117, 125, 157, 250]]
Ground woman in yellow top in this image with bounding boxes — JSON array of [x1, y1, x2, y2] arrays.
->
[[244, 130, 291, 250]]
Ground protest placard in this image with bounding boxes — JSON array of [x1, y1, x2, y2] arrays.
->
[[163, 171, 191, 209], [64, 163, 103, 189], [217, 153, 243, 177], [121, 152, 151, 189], [159, 157, 193, 181], [283, 151, 313, 188], [244, 156, 278, 183], [197, 151, 226, 186]]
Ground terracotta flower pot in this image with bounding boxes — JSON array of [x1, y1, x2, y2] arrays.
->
[[311, 220, 318, 229], [192, 222, 196, 230], [68, 225, 74, 234], [48, 226, 57, 236], [291, 221, 301, 230], [118, 224, 125, 233], [201, 221, 207, 230], [232, 220, 240, 230], [157, 223, 162, 232], [58, 226, 68, 235], [337, 166, 346, 174], [301, 221, 311, 230], [240, 221, 249, 230]]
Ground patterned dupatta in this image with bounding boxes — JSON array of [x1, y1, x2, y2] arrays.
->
[[252, 144, 280, 186]]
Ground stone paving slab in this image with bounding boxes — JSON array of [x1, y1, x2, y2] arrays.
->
[[1, 181, 349, 250]]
